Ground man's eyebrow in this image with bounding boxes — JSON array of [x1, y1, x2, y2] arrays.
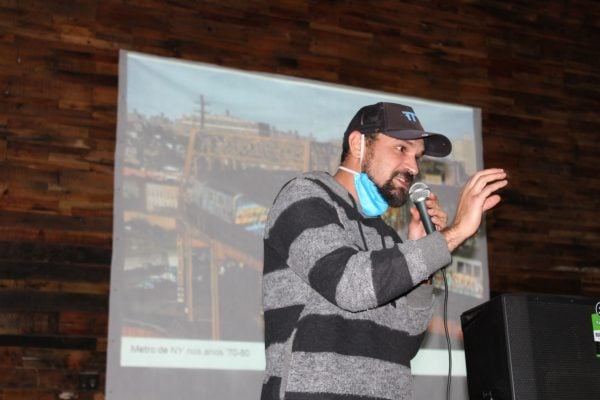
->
[[396, 139, 425, 156]]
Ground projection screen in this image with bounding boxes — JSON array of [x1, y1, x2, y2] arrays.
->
[[107, 50, 487, 400]]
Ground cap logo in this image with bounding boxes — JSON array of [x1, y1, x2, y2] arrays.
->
[[402, 111, 418, 122]]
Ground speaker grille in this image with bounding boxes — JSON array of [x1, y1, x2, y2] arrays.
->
[[504, 295, 600, 400], [462, 293, 600, 400]]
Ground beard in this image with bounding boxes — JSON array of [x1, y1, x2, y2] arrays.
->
[[362, 137, 414, 208], [367, 170, 414, 207]]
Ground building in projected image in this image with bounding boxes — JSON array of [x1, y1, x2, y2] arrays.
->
[[120, 100, 337, 342]]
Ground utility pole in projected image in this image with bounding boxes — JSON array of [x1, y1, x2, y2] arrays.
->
[[176, 97, 203, 323]]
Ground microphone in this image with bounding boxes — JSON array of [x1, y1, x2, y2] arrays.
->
[[409, 182, 436, 234]]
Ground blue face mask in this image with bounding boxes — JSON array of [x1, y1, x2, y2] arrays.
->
[[354, 172, 389, 216], [338, 135, 388, 217]]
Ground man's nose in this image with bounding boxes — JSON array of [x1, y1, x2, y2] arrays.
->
[[405, 157, 419, 177]]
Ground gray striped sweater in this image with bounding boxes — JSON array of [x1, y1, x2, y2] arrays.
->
[[261, 171, 451, 400]]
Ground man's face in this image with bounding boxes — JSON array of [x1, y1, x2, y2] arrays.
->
[[363, 134, 425, 207]]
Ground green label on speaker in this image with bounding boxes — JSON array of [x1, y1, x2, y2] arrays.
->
[[593, 314, 600, 358]]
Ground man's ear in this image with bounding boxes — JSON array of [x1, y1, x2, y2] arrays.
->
[[347, 131, 363, 159]]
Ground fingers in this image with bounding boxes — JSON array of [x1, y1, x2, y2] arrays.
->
[[430, 214, 447, 229], [479, 177, 508, 199], [407, 207, 426, 240], [469, 168, 506, 182], [460, 169, 507, 211], [466, 169, 507, 194], [409, 206, 420, 221], [424, 192, 448, 230], [424, 192, 440, 211], [428, 207, 447, 229], [483, 194, 502, 212]]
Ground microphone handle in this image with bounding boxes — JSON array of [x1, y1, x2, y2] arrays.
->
[[415, 200, 436, 234]]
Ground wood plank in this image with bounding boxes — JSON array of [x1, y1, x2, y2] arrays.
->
[[0, 241, 111, 264], [0, 290, 107, 313], [0, 335, 97, 350]]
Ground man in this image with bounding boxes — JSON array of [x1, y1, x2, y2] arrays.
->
[[261, 102, 507, 400]]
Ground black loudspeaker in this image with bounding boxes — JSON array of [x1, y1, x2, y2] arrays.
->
[[461, 293, 600, 400]]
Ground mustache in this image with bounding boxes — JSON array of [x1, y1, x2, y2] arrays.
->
[[391, 171, 415, 186]]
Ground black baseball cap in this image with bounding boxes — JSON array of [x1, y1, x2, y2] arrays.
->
[[343, 102, 452, 157]]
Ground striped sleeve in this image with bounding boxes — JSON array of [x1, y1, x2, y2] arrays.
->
[[265, 177, 450, 312]]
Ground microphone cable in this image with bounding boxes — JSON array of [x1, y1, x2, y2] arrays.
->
[[409, 182, 452, 400], [442, 266, 452, 400]]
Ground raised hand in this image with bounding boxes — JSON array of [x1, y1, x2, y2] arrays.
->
[[442, 168, 508, 252]]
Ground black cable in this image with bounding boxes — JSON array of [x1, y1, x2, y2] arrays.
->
[[442, 267, 452, 400]]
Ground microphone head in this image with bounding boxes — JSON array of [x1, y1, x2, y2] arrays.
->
[[409, 182, 431, 203]]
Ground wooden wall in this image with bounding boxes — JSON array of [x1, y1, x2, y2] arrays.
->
[[0, 0, 598, 398]]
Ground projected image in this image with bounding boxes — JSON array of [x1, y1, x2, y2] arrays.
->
[[119, 112, 264, 342], [108, 51, 487, 400]]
